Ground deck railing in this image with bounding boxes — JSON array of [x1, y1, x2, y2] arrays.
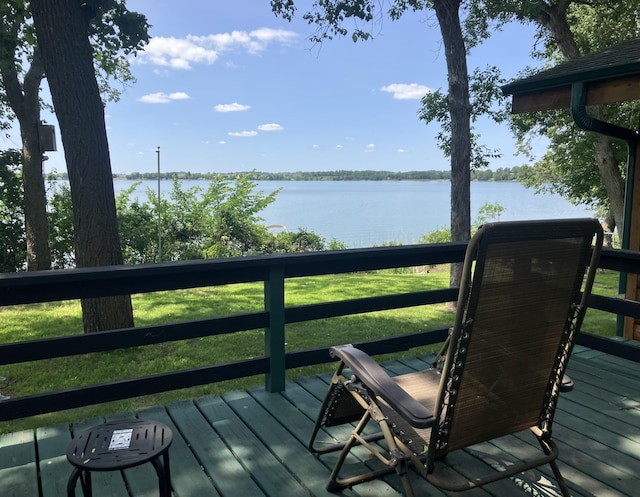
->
[[1, 243, 639, 422]]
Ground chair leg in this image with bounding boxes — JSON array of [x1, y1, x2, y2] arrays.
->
[[309, 362, 369, 455], [309, 387, 348, 454], [548, 460, 571, 497], [393, 449, 416, 497], [325, 410, 399, 491], [325, 410, 409, 493], [326, 411, 371, 491], [538, 436, 571, 497]]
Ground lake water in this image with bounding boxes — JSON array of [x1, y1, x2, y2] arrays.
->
[[113, 180, 594, 248]]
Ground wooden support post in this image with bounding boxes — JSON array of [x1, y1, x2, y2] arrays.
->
[[265, 266, 286, 392], [624, 141, 640, 340]]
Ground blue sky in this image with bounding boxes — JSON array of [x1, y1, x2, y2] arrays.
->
[[32, 1, 545, 175]]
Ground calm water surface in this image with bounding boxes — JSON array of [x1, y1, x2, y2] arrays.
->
[[113, 180, 593, 248]]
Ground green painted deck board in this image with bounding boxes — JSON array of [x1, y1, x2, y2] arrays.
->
[[138, 405, 220, 497], [0, 350, 638, 496], [37, 423, 73, 497], [0, 430, 38, 496], [167, 399, 254, 497]]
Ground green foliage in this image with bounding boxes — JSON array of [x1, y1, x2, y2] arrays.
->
[[84, 0, 150, 102], [418, 226, 450, 245], [473, 201, 504, 228], [119, 174, 281, 261], [513, 108, 614, 210], [47, 180, 75, 269], [0, 0, 149, 124], [418, 201, 505, 244], [115, 182, 157, 264], [327, 238, 348, 250], [0, 0, 30, 128], [272, 0, 430, 43], [200, 174, 279, 258], [269, 228, 326, 253], [418, 65, 509, 170], [0, 149, 25, 271], [492, 0, 640, 218], [45, 173, 333, 265]]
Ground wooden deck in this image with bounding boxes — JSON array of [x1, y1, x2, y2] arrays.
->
[[1, 346, 639, 497]]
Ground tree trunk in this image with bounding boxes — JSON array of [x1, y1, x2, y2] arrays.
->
[[593, 110, 626, 231], [602, 211, 615, 248], [433, 0, 471, 292], [0, 48, 51, 271], [536, 1, 581, 60], [30, 0, 134, 332]]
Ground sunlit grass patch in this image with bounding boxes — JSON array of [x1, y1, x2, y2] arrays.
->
[[0, 265, 619, 433]]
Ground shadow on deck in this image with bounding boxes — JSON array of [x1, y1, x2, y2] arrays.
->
[[1, 347, 639, 497]]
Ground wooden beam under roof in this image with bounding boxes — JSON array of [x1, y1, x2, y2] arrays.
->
[[502, 38, 640, 113], [510, 74, 640, 114]]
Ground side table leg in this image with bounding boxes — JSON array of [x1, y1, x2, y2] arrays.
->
[[68, 468, 92, 497], [81, 469, 92, 497], [164, 451, 171, 496], [151, 453, 172, 497], [67, 467, 80, 497]]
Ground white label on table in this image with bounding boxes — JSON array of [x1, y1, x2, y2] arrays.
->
[[109, 429, 133, 450]]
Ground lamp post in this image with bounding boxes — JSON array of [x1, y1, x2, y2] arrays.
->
[[156, 146, 161, 262]]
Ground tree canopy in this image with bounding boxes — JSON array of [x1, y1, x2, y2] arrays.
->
[[0, 0, 149, 273], [484, 0, 640, 234]]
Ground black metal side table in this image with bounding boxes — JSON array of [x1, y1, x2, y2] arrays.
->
[[66, 419, 173, 497]]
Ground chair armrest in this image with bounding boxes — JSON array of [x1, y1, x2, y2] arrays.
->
[[330, 344, 435, 428]]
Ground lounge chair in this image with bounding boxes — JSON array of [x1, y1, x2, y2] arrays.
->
[[309, 218, 603, 496]]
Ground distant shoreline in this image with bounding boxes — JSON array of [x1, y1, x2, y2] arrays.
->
[[95, 167, 522, 183]]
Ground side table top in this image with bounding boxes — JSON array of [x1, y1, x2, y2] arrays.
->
[[66, 418, 173, 471]]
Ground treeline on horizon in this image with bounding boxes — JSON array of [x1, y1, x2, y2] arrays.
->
[[52, 167, 524, 182]]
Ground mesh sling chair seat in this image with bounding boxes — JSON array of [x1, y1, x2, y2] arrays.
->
[[308, 218, 603, 496]]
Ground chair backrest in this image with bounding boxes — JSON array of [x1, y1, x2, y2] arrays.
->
[[431, 219, 603, 458]]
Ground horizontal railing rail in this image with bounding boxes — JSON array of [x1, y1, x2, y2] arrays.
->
[[0, 243, 638, 421]]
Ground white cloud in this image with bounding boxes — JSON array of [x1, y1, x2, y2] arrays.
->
[[218, 140, 227, 145], [136, 28, 298, 70], [215, 102, 251, 112], [257, 123, 283, 131], [170, 92, 190, 100], [228, 130, 258, 137], [138, 92, 191, 104], [365, 143, 375, 153], [397, 148, 408, 153], [138, 37, 219, 69], [336, 144, 344, 148], [380, 83, 431, 100], [248, 28, 298, 50]]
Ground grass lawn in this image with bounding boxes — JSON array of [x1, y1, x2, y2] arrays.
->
[[0, 266, 620, 434]]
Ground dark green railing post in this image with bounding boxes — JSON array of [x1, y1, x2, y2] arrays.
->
[[264, 266, 286, 392]]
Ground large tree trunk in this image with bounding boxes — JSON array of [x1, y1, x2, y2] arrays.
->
[[30, 0, 134, 332], [602, 210, 615, 248], [0, 47, 51, 271], [433, 0, 471, 292], [593, 113, 626, 232]]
